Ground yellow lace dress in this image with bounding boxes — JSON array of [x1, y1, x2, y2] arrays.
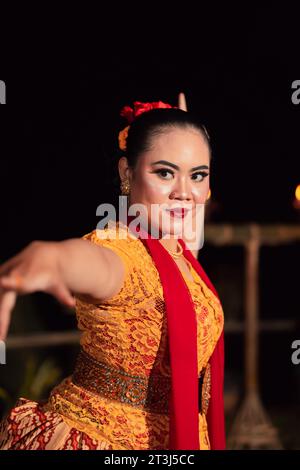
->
[[0, 222, 224, 450]]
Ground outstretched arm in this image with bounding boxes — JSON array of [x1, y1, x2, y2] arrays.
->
[[0, 238, 126, 340]]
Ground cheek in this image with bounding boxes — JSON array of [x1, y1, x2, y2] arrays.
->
[[141, 178, 172, 199], [191, 180, 210, 203]]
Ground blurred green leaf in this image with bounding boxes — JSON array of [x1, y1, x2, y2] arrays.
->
[[30, 358, 61, 400], [18, 354, 62, 401], [0, 386, 13, 408]]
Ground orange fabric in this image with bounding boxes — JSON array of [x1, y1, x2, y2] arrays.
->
[[0, 221, 224, 450]]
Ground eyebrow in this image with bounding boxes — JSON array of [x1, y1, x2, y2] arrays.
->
[[151, 160, 209, 172]]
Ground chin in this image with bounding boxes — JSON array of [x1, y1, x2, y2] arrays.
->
[[159, 219, 186, 238]]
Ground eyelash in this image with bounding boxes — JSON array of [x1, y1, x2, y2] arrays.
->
[[153, 168, 209, 182]]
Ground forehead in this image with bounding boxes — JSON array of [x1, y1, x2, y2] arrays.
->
[[140, 128, 210, 166]]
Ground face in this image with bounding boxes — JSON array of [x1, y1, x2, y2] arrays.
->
[[119, 127, 210, 239]]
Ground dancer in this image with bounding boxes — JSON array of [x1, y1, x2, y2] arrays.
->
[[0, 101, 225, 450]]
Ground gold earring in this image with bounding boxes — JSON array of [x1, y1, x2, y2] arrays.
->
[[120, 179, 130, 195]]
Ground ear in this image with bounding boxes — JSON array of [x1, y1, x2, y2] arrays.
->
[[118, 156, 132, 181]]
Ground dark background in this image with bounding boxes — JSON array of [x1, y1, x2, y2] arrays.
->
[[0, 4, 299, 448], [1, 5, 300, 251]]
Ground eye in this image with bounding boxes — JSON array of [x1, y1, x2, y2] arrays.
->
[[191, 171, 209, 182], [153, 169, 174, 180]]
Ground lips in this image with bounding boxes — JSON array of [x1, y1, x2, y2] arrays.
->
[[166, 207, 190, 218]]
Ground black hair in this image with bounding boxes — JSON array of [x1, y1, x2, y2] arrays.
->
[[122, 107, 212, 169]]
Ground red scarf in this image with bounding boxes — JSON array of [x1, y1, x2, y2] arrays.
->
[[126, 218, 225, 450]]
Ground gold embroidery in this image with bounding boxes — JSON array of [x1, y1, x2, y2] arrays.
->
[[199, 364, 211, 416], [72, 348, 170, 414]]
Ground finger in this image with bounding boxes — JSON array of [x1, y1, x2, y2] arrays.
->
[[0, 290, 17, 340], [48, 283, 75, 308], [0, 272, 24, 293], [0, 256, 20, 277]]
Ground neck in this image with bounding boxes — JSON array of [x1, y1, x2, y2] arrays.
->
[[125, 215, 181, 253], [159, 236, 180, 253]]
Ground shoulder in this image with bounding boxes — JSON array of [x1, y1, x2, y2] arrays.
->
[[79, 221, 160, 306], [82, 220, 140, 252], [83, 220, 138, 243], [82, 221, 145, 275]]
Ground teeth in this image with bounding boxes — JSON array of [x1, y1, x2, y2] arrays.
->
[[168, 208, 186, 211], [168, 209, 186, 215]]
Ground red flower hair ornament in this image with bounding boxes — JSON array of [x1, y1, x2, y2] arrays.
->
[[118, 100, 177, 151]]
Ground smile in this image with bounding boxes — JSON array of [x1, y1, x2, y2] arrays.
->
[[165, 207, 191, 219]]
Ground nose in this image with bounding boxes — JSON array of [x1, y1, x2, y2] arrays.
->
[[169, 175, 192, 201]]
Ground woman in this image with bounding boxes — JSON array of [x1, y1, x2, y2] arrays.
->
[[0, 101, 225, 450]]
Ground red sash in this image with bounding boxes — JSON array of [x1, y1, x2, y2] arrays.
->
[[179, 239, 226, 450], [126, 218, 225, 450]]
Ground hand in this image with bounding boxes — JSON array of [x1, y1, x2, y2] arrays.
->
[[0, 241, 75, 340]]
